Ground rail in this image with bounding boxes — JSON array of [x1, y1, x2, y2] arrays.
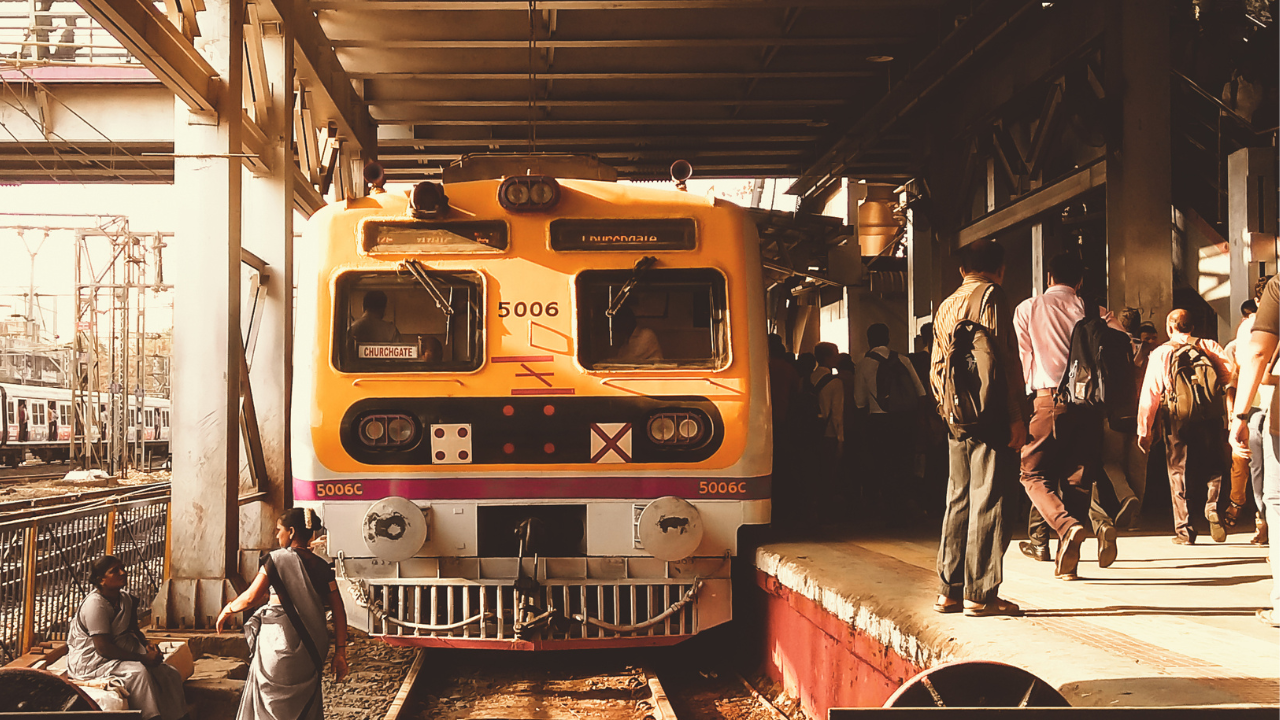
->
[[0, 483, 169, 664]]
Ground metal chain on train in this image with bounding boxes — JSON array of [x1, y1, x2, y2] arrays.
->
[[571, 578, 704, 634], [335, 552, 488, 632]]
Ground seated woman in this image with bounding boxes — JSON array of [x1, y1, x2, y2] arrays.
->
[[217, 508, 348, 720], [66, 556, 187, 720]]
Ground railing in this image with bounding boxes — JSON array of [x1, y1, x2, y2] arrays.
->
[[0, 0, 142, 67], [0, 484, 168, 663]]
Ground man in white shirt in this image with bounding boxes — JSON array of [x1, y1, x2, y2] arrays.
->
[[854, 323, 926, 514], [1013, 253, 1126, 580]]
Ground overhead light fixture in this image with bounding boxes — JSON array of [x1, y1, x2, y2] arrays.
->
[[866, 55, 894, 63]]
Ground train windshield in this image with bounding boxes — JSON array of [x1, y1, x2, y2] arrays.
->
[[335, 271, 483, 372], [576, 268, 728, 370]]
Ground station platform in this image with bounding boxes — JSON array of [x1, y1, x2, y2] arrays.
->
[[752, 527, 1278, 717]]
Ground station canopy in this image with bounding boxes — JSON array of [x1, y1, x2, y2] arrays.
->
[[326, 0, 961, 185]]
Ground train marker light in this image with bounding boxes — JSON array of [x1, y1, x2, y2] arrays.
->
[[498, 176, 561, 212], [410, 181, 450, 219], [647, 410, 707, 446], [430, 423, 472, 463]]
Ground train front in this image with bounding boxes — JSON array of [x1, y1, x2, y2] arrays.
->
[[294, 166, 771, 649]]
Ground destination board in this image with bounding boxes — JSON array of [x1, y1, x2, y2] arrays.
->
[[358, 344, 419, 359], [549, 219, 696, 251], [362, 220, 508, 254]]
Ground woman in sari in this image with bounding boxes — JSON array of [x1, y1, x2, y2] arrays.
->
[[66, 556, 188, 720], [216, 508, 348, 720]]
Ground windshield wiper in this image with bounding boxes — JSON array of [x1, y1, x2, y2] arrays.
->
[[399, 260, 454, 317], [605, 256, 657, 318]]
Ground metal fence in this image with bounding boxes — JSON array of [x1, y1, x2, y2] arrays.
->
[[0, 486, 168, 663], [0, 0, 145, 66]]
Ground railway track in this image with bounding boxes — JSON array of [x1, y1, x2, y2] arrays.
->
[[382, 644, 786, 720]]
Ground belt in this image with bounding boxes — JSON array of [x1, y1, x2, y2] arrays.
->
[[1035, 388, 1055, 397]]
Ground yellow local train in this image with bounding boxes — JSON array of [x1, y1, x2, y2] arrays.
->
[[296, 156, 770, 649]]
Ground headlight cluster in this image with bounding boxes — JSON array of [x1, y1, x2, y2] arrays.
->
[[359, 413, 419, 448], [646, 411, 707, 446], [498, 176, 561, 212]]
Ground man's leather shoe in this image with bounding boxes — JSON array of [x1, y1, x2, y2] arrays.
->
[[1097, 524, 1117, 569], [1019, 541, 1050, 562], [1055, 525, 1085, 579], [1171, 534, 1196, 546], [1207, 510, 1227, 543], [1115, 496, 1139, 530]]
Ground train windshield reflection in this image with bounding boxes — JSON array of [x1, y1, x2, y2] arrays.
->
[[576, 268, 728, 371]]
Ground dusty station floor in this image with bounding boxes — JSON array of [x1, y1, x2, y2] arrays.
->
[[0, 467, 169, 502], [759, 514, 1279, 708]]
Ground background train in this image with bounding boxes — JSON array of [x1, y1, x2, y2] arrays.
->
[[296, 155, 772, 649], [0, 382, 171, 468]]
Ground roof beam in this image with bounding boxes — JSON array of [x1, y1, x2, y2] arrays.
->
[[331, 37, 912, 49], [74, 0, 219, 111], [254, 0, 376, 152], [312, 0, 933, 9], [371, 98, 845, 109], [376, 135, 820, 146], [789, 0, 1040, 201], [351, 70, 876, 80], [379, 118, 818, 127]]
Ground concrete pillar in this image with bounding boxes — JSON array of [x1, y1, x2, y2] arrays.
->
[[158, 0, 243, 628], [239, 19, 295, 565], [1104, 0, 1173, 334], [905, 187, 933, 337], [1228, 148, 1278, 328]]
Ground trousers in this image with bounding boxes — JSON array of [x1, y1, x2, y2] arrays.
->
[[936, 435, 1017, 603], [1165, 421, 1227, 540], [1228, 408, 1267, 516], [1020, 395, 1105, 540]]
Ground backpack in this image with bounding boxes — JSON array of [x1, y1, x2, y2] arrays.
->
[[789, 372, 836, 437], [1163, 341, 1224, 437], [939, 285, 1006, 442], [1055, 303, 1138, 425], [868, 349, 917, 414]]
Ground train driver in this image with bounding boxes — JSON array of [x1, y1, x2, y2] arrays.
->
[[610, 304, 664, 363], [349, 290, 399, 344]]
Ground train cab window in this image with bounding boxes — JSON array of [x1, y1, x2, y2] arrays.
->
[[576, 268, 728, 370], [335, 271, 483, 372]]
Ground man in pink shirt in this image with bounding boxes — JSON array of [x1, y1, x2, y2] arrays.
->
[[1137, 309, 1233, 545], [1014, 253, 1125, 580]]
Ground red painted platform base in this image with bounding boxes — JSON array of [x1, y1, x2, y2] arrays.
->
[[755, 569, 924, 719]]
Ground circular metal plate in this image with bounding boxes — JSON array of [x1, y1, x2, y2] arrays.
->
[[0, 668, 99, 712], [362, 496, 428, 562], [884, 660, 1069, 708], [638, 496, 703, 561]]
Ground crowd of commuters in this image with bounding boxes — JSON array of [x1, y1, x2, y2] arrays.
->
[[769, 238, 1277, 626]]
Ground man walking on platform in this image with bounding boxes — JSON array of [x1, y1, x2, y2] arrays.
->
[[1229, 275, 1279, 627], [854, 322, 926, 516], [930, 239, 1026, 617], [1014, 253, 1127, 578], [1137, 310, 1232, 545]]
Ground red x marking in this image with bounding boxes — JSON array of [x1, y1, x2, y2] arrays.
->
[[590, 423, 632, 463], [515, 363, 555, 387]]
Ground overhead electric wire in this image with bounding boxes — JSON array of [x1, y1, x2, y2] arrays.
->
[[0, 64, 165, 181]]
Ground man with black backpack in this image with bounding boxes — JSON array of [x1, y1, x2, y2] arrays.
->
[[929, 239, 1026, 618], [1013, 253, 1129, 580], [1137, 309, 1233, 545], [854, 322, 926, 517]]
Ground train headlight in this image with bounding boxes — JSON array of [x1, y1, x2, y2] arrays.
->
[[646, 410, 708, 446], [388, 417, 415, 443], [358, 413, 419, 449], [648, 416, 676, 443], [362, 418, 386, 443], [410, 181, 450, 219], [498, 176, 560, 212]]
